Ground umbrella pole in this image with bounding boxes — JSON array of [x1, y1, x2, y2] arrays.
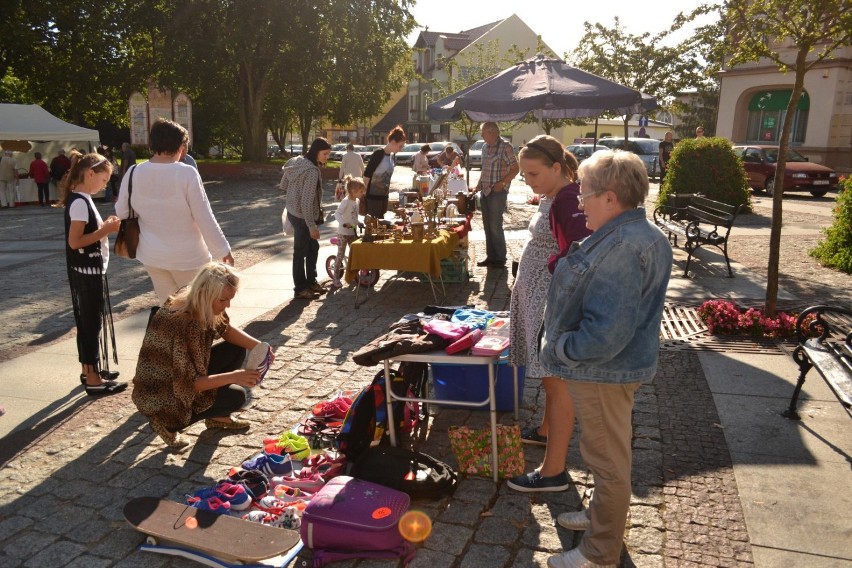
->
[[593, 118, 599, 150]]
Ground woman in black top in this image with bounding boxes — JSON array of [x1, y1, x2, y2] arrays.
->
[[362, 125, 406, 218]]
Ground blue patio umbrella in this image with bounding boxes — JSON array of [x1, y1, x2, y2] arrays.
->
[[427, 54, 656, 123]]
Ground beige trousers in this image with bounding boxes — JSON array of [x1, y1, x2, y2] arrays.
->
[[567, 380, 640, 565], [145, 265, 202, 303]]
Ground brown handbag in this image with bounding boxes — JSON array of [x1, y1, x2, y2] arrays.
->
[[114, 165, 139, 259]]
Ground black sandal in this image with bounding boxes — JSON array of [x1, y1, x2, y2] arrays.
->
[[85, 380, 128, 396], [79, 370, 120, 385]]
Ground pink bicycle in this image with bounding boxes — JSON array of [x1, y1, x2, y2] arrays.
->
[[326, 236, 379, 288]]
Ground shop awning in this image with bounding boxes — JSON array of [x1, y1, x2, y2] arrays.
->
[[748, 90, 810, 112]]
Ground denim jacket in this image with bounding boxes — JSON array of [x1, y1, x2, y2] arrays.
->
[[539, 208, 672, 384]]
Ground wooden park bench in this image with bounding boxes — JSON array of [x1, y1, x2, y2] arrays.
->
[[653, 195, 742, 277], [783, 305, 852, 420]]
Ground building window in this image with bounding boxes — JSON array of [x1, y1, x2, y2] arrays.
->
[[746, 89, 809, 145]]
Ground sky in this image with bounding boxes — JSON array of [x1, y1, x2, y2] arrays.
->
[[406, 0, 714, 58]]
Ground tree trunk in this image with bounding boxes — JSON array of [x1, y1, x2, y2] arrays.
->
[[764, 49, 808, 317], [237, 61, 269, 162]]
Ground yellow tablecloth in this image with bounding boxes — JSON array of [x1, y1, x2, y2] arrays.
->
[[345, 229, 459, 283]]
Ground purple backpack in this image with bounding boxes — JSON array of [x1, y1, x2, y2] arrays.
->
[[300, 476, 415, 567]]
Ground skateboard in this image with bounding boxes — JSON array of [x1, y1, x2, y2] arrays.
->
[[124, 496, 302, 566]]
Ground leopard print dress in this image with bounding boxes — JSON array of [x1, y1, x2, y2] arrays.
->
[[508, 196, 558, 378], [131, 304, 229, 433]]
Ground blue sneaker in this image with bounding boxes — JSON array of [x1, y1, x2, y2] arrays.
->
[[188, 482, 251, 511], [506, 470, 570, 493], [241, 453, 300, 477]]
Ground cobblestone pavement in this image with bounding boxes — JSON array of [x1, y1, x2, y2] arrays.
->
[[0, 175, 844, 567]]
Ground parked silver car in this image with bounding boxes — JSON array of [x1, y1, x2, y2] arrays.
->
[[467, 140, 485, 169], [595, 137, 661, 179]]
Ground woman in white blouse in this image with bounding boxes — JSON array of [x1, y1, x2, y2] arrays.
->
[[116, 119, 232, 302]]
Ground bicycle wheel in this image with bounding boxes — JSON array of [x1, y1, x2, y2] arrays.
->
[[358, 269, 379, 288], [325, 255, 346, 281]]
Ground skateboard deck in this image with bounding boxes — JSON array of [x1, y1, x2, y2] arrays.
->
[[124, 496, 301, 564]]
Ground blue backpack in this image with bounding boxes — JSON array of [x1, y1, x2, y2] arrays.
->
[[335, 366, 424, 461]]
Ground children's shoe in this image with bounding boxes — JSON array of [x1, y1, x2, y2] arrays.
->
[[242, 452, 301, 477], [275, 432, 311, 460], [245, 342, 272, 384], [270, 472, 326, 493], [311, 397, 352, 420], [188, 482, 251, 511], [188, 496, 231, 515], [225, 469, 269, 501], [241, 506, 301, 529], [204, 418, 251, 431]]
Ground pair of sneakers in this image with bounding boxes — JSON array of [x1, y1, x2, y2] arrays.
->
[[187, 482, 251, 512]]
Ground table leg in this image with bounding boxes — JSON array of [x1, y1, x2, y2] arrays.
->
[[488, 360, 498, 483], [384, 360, 398, 446]]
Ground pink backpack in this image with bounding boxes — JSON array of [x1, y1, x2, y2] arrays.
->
[[300, 476, 415, 567]]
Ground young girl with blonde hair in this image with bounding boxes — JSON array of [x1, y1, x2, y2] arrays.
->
[[62, 151, 126, 395], [331, 175, 365, 288]]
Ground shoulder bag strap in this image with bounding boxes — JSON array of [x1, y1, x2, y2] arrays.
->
[[127, 164, 137, 218]]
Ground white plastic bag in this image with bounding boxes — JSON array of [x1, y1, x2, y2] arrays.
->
[[282, 209, 294, 235]]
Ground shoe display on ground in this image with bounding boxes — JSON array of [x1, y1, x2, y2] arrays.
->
[[547, 547, 615, 568], [204, 418, 251, 431], [188, 482, 251, 511], [225, 469, 270, 500], [187, 496, 232, 515], [242, 452, 301, 477], [556, 509, 591, 530], [294, 289, 319, 300], [79, 370, 120, 385], [520, 425, 548, 446], [506, 470, 571, 493], [84, 380, 128, 397]]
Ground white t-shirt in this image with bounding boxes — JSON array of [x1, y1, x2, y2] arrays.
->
[[69, 191, 109, 272], [335, 197, 360, 236]]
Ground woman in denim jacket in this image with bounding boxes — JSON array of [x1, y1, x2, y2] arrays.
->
[[540, 150, 672, 568]]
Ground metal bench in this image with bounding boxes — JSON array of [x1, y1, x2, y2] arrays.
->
[[653, 195, 742, 277], [783, 305, 852, 420]]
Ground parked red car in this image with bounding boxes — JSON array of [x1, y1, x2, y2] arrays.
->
[[734, 145, 839, 197]]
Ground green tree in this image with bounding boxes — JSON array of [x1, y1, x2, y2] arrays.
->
[[569, 13, 709, 139], [5, 0, 155, 127], [724, 0, 852, 315]]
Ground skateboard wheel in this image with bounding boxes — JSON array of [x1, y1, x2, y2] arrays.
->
[[146, 536, 158, 546]]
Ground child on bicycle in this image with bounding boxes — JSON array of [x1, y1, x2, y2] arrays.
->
[[331, 175, 365, 288]]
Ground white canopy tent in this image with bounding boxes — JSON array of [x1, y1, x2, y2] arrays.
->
[[0, 104, 101, 204]]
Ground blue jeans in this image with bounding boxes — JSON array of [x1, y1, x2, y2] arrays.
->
[[480, 190, 508, 262], [289, 213, 318, 293]]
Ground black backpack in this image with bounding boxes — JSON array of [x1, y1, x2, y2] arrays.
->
[[349, 445, 458, 500], [335, 364, 427, 461]]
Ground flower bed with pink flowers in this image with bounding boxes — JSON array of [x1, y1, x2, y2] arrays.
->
[[696, 299, 811, 338]]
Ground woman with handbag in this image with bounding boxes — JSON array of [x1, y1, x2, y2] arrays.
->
[[61, 151, 127, 395], [115, 119, 232, 302], [280, 137, 332, 300]]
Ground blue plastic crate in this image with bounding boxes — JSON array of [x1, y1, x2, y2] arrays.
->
[[432, 360, 525, 411]]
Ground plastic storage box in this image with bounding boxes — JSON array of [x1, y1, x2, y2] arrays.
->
[[432, 359, 525, 411]]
